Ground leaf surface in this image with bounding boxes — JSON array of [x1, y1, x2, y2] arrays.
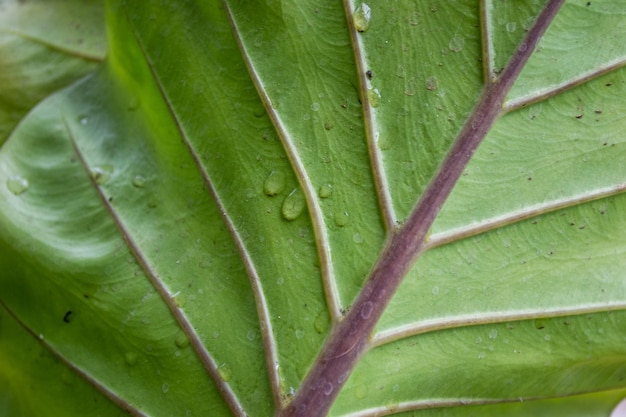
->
[[0, 0, 106, 145], [1, 1, 626, 416]]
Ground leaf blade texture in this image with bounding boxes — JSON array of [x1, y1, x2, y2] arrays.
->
[[1, 1, 626, 416]]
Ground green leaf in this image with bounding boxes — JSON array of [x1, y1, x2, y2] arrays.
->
[[1, 1, 626, 416], [0, 0, 106, 145]]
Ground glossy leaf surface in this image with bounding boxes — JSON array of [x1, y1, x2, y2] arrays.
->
[[1, 1, 626, 416]]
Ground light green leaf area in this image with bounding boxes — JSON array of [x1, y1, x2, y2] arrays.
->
[[1, 1, 625, 417], [0, 0, 106, 145]]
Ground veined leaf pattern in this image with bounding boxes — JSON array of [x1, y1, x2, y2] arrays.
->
[[1, 1, 626, 416]]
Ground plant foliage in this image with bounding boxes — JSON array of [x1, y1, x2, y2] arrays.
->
[[1, 1, 626, 416]]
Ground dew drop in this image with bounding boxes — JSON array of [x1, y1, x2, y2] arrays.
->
[[276, 277, 284, 286], [281, 188, 306, 221], [91, 165, 113, 185], [6, 175, 29, 195], [367, 88, 382, 107], [314, 311, 330, 334], [518, 42, 528, 52], [323, 382, 334, 395], [173, 294, 187, 308], [161, 383, 170, 394], [448, 35, 465, 52], [79, 117, 88, 125], [489, 329, 498, 340], [338, 370, 350, 384], [264, 170, 286, 196], [295, 329, 305, 339], [522, 16, 536, 31], [310, 102, 320, 112], [318, 183, 333, 199], [425, 76, 438, 91], [218, 363, 233, 381], [124, 351, 138, 366], [334, 211, 349, 227], [147, 195, 159, 208], [353, 233, 363, 243], [506, 22, 517, 32], [385, 399, 399, 411], [478, 351, 486, 360], [246, 330, 256, 341], [353, 3, 372, 32], [132, 175, 146, 188], [355, 384, 368, 399], [175, 331, 190, 349], [377, 136, 391, 150], [360, 301, 374, 320], [128, 96, 141, 110]]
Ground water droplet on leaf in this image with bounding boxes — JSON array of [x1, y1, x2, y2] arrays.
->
[[125, 351, 138, 366], [175, 331, 189, 349], [353, 3, 372, 32], [425, 76, 438, 91], [318, 184, 333, 199], [295, 328, 305, 339], [281, 188, 306, 221], [128, 96, 141, 110], [264, 170, 286, 196], [506, 22, 517, 32], [323, 382, 334, 395], [378, 136, 391, 150], [489, 329, 498, 340], [219, 363, 233, 381], [132, 175, 146, 188], [360, 301, 374, 319], [355, 384, 368, 399], [334, 211, 349, 227], [448, 35, 465, 52], [173, 294, 186, 308], [367, 88, 382, 107], [314, 311, 330, 334], [161, 383, 169, 394], [91, 165, 113, 185], [6, 175, 29, 195]]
